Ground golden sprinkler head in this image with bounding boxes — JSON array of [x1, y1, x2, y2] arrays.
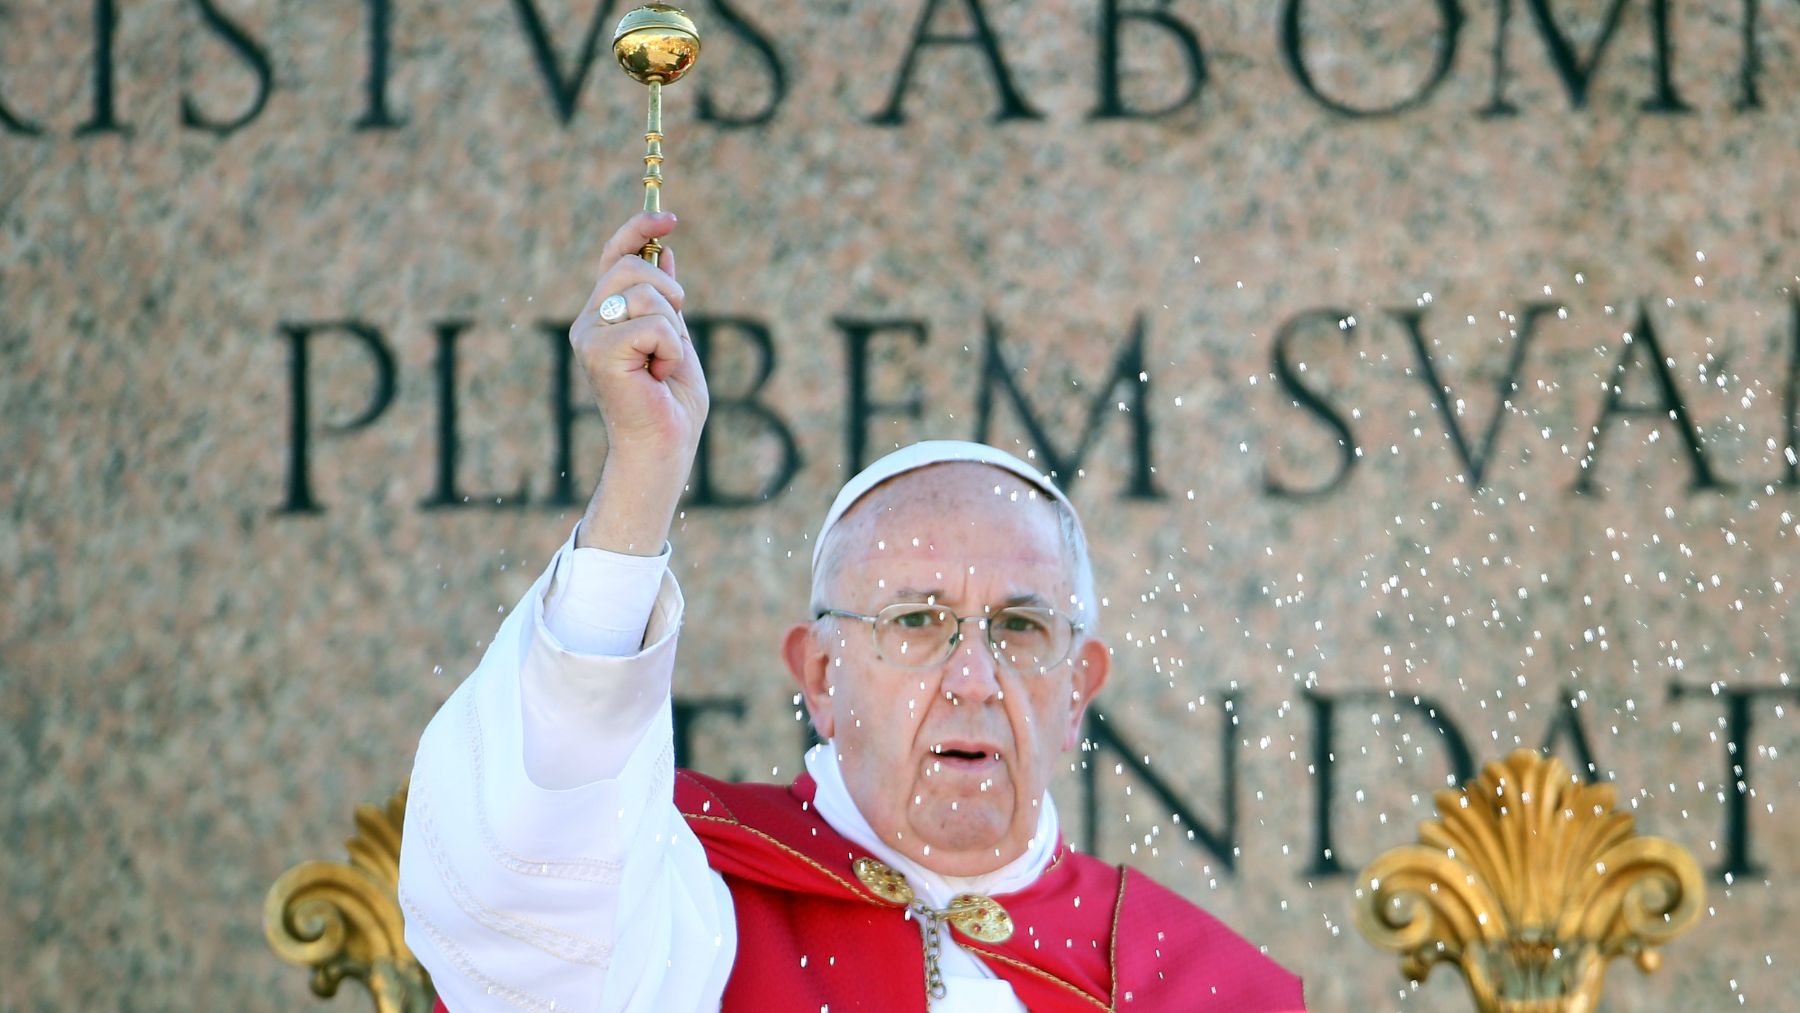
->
[[612, 5, 701, 86]]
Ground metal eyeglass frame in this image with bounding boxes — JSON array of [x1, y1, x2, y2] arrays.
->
[[814, 602, 1084, 673]]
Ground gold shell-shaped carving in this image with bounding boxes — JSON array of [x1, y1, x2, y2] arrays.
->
[[948, 893, 1015, 943], [264, 786, 434, 1013], [853, 855, 917, 905], [1353, 750, 1704, 1013]]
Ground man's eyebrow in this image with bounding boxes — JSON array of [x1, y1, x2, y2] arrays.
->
[[885, 589, 1052, 608]]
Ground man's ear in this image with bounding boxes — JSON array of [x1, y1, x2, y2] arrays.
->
[[1062, 636, 1111, 751], [782, 621, 835, 740]]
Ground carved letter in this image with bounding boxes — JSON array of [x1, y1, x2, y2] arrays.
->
[[355, 0, 406, 129], [1668, 681, 1800, 878], [0, 99, 40, 136], [509, 0, 619, 125], [696, 0, 786, 127], [1283, 0, 1462, 117], [75, 0, 128, 136], [1574, 305, 1725, 494], [0, 4, 45, 135], [839, 318, 929, 473], [673, 696, 749, 771], [1538, 692, 1604, 782], [1391, 303, 1553, 489], [869, 0, 1042, 125], [182, 0, 274, 136], [1307, 690, 1475, 875], [1735, 0, 1763, 110], [1784, 294, 1799, 486], [1264, 308, 1359, 499], [276, 321, 398, 515], [1092, 0, 1206, 120], [687, 316, 802, 507], [975, 314, 1161, 498], [1080, 704, 1238, 871], [1483, 0, 1689, 115], [420, 321, 530, 510]]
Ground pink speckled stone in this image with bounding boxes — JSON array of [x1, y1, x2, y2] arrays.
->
[[4, 4, 1796, 1011]]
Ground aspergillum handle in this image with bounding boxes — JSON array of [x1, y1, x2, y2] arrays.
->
[[639, 79, 665, 266]]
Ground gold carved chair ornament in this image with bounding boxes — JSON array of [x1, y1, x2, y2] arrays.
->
[[264, 786, 434, 1013], [1352, 749, 1705, 1013]]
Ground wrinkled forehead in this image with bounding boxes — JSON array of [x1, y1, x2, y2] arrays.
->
[[825, 463, 1068, 568]]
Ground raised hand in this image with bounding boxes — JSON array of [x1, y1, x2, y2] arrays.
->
[[570, 212, 709, 555]]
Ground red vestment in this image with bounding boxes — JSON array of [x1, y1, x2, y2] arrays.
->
[[435, 770, 1305, 1012], [676, 771, 1303, 1012]]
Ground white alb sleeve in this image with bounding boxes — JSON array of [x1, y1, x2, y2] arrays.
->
[[541, 539, 668, 658], [529, 537, 672, 787], [399, 533, 737, 1013]]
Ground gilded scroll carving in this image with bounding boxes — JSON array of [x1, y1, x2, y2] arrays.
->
[[264, 787, 433, 1013], [1353, 750, 1703, 1013]]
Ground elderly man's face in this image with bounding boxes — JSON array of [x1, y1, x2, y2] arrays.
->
[[783, 463, 1110, 877]]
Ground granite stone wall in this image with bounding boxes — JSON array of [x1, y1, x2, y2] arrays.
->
[[6, 1, 1799, 1009]]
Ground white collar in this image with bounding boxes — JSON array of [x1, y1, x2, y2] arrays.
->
[[804, 741, 1060, 909]]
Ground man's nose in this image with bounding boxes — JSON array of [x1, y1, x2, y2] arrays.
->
[[941, 620, 1001, 702]]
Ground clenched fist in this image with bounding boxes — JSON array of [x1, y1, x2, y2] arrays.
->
[[570, 212, 709, 555]]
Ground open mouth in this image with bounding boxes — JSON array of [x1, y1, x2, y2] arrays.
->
[[930, 743, 1000, 765]]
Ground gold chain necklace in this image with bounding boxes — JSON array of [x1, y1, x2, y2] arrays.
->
[[852, 856, 1015, 1000]]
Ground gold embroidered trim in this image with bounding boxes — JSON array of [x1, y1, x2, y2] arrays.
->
[[682, 813, 883, 902], [675, 772, 891, 906], [974, 949, 1112, 1012], [957, 858, 1125, 1013], [675, 771, 740, 822], [1109, 867, 1129, 1010]]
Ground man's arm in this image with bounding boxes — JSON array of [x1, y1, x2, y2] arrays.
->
[[399, 214, 731, 1012], [569, 212, 707, 556]]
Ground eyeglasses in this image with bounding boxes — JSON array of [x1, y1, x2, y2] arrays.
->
[[815, 602, 1083, 675]]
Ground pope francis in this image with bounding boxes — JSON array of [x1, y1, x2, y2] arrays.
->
[[398, 212, 1306, 1012]]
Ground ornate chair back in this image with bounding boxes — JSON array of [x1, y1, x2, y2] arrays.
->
[[1352, 750, 1705, 1013], [264, 787, 434, 1013]]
